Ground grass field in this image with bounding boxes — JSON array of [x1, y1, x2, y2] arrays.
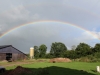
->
[[4, 61, 100, 75]]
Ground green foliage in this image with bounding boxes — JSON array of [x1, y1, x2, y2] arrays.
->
[[34, 45, 47, 58], [78, 57, 90, 62], [45, 53, 53, 58], [34, 46, 39, 59], [64, 50, 77, 59], [33, 42, 100, 62], [87, 55, 95, 60], [93, 43, 100, 53], [94, 52, 100, 58], [78, 55, 99, 62], [39, 44, 47, 58], [75, 43, 91, 57], [50, 42, 67, 57]]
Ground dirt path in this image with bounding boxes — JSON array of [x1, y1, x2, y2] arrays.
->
[[0, 61, 34, 68], [0, 59, 48, 68]]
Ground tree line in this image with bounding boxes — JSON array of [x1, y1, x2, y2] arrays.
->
[[33, 42, 100, 59]]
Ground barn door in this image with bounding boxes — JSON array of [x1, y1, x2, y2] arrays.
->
[[6, 53, 12, 61]]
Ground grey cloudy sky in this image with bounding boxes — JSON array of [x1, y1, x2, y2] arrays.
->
[[0, 0, 100, 53]]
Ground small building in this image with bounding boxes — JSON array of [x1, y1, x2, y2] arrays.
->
[[0, 45, 27, 61]]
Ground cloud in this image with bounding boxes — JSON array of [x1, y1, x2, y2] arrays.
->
[[0, 24, 63, 53], [1, 5, 30, 22], [0, 1, 100, 32], [0, 0, 100, 53], [91, 31, 100, 39], [0, 25, 100, 53], [75, 31, 95, 42], [72, 30, 100, 48], [0, 22, 99, 53], [0, 5, 41, 34]]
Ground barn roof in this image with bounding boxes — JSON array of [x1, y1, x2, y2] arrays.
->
[[0, 45, 27, 56], [0, 45, 12, 49]]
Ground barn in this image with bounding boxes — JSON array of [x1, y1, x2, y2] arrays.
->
[[0, 45, 27, 61]]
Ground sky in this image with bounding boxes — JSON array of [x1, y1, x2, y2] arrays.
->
[[0, 0, 100, 53]]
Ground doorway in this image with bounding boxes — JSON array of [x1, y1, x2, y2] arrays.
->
[[6, 53, 12, 61]]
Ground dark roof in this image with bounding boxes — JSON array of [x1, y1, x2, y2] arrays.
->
[[0, 45, 27, 56], [11, 46, 27, 56], [0, 45, 12, 49]]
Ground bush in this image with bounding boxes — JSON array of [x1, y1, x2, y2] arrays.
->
[[94, 52, 100, 58], [78, 55, 100, 62], [79, 57, 90, 62]]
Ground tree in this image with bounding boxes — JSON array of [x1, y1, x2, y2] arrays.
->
[[50, 42, 67, 57], [75, 43, 91, 57], [34, 46, 39, 59], [93, 43, 100, 53], [64, 50, 77, 59], [39, 44, 47, 58], [45, 53, 53, 58], [94, 52, 100, 59]]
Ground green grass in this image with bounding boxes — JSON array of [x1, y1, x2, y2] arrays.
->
[[5, 62, 100, 75]]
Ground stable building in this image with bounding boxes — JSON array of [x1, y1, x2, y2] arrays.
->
[[0, 45, 27, 61]]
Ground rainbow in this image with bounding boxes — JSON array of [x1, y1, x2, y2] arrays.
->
[[0, 20, 99, 40]]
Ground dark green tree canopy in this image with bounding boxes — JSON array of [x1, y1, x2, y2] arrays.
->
[[34, 46, 39, 59], [39, 44, 47, 58], [64, 50, 77, 59], [50, 42, 67, 57], [34, 42, 100, 59], [93, 43, 100, 52], [75, 43, 91, 57]]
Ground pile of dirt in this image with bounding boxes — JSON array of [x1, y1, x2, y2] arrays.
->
[[1, 60, 8, 62], [49, 58, 71, 63], [3, 66, 32, 75]]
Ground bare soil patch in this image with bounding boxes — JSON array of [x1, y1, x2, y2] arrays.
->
[[49, 58, 71, 63]]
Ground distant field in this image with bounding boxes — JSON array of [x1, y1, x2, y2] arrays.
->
[[5, 61, 100, 75]]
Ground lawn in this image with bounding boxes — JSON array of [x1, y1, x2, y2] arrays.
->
[[5, 61, 100, 75]]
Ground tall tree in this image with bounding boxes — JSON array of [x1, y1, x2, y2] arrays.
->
[[75, 43, 91, 57], [64, 50, 77, 59], [39, 44, 47, 58], [50, 42, 67, 57], [34, 46, 39, 59], [93, 43, 100, 53]]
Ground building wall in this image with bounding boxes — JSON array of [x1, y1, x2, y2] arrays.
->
[[0, 46, 27, 61], [12, 53, 27, 60], [0, 53, 6, 60]]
